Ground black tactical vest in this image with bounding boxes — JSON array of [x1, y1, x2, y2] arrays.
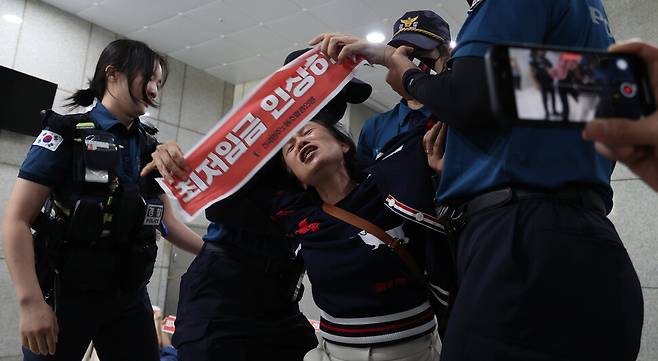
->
[[35, 110, 164, 295]]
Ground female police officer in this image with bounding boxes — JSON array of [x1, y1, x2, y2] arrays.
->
[[2, 39, 203, 360]]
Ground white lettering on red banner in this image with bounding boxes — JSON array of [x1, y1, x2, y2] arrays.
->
[[158, 48, 366, 220]]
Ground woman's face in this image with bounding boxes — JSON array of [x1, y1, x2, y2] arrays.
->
[[111, 62, 163, 117], [282, 122, 350, 186]]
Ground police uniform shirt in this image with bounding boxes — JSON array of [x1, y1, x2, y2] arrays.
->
[[19, 102, 142, 187], [439, 0, 616, 209], [357, 100, 433, 161], [271, 129, 449, 346]]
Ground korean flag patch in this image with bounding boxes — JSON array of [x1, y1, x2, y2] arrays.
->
[[33, 130, 64, 151]]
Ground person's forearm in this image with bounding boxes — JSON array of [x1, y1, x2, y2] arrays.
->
[[2, 220, 44, 306], [164, 220, 203, 255], [404, 57, 495, 129]]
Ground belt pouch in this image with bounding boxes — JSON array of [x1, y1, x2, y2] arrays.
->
[[113, 187, 144, 237]]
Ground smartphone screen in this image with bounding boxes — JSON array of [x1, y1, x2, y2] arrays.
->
[[508, 47, 651, 123]]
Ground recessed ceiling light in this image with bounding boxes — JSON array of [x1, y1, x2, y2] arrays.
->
[[2, 14, 23, 24], [301, 7, 307, 12], [185, 45, 191, 49], [450, 40, 457, 48], [222, 63, 227, 67], [258, 22, 264, 26], [143, 25, 149, 29], [366, 32, 385, 43], [177, 12, 184, 16]]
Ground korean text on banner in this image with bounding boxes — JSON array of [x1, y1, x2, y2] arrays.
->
[[158, 48, 366, 220]]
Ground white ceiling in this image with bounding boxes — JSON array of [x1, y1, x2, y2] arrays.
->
[[42, 0, 469, 111]]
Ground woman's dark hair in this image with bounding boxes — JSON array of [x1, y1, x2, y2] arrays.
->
[[67, 39, 168, 108]]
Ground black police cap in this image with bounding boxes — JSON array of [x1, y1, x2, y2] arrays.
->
[[388, 10, 451, 50]]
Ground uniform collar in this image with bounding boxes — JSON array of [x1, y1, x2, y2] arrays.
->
[[397, 99, 433, 127], [89, 101, 141, 133]]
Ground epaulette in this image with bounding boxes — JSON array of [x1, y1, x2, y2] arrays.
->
[[40, 109, 92, 141]]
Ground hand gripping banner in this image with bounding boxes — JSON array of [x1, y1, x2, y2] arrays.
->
[[158, 48, 367, 220]]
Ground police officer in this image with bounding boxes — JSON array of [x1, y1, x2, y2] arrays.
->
[[357, 10, 451, 162], [528, 50, 558, 119], [312, 0, 643, 360], [2, 39, 203, 360]]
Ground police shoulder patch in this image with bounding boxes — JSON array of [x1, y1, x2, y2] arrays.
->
[[33, 130, 64, 151]]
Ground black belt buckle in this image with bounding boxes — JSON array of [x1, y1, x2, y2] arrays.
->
[[436, 205, 467, 235]]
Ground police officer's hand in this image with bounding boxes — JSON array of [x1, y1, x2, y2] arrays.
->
[[385, 45, 418, 99], [309, 32, 394, 65], [141, 140, 190, 183], [423, 121, 448, 173], [20, 299, 58, 355], [583, 40, 658, 192]]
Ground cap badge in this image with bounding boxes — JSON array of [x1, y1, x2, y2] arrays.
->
[[400, 16, 418, 28]]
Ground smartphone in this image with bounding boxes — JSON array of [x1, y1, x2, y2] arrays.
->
[[485, 43, 656, 127]]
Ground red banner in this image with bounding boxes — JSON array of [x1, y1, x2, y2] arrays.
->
[[159, 48, 366, 220]]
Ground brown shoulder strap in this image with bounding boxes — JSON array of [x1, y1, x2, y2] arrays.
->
[[321, 203, 427, 288]]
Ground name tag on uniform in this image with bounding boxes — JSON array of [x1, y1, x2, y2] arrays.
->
[[85, 168, 109, 183], [143, 203, 164, 226]]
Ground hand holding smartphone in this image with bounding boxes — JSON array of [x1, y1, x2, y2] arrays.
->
[[485, 43, 656, 127]]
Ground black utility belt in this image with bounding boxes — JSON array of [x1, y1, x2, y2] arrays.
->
[[437, 186, 607, 226], [466, 187, 607, 216]]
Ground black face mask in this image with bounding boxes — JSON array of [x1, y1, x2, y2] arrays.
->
[[408, 54, 438, 73], [416, 56, 438, 72]]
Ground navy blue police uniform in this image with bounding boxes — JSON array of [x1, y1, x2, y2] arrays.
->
[[421, 0, 644, 360], [171, 221, 319, 361], [20, 102, 163, 361], [357, 101, 433, 161]]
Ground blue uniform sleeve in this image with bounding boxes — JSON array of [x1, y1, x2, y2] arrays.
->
[[18, 128, 73, 186], [356, 117, 377, 162], [159, 346, 177, 361], [453, 0, 567, 59]]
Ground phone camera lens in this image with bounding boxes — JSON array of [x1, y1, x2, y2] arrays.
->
[[616, 59, 629, 71], [620, 82, 637, 98]]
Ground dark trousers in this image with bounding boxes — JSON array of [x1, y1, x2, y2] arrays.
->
[[440, 198, 643, 361], [23, 287, 158, 361], [173, 242, 318, 361]]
